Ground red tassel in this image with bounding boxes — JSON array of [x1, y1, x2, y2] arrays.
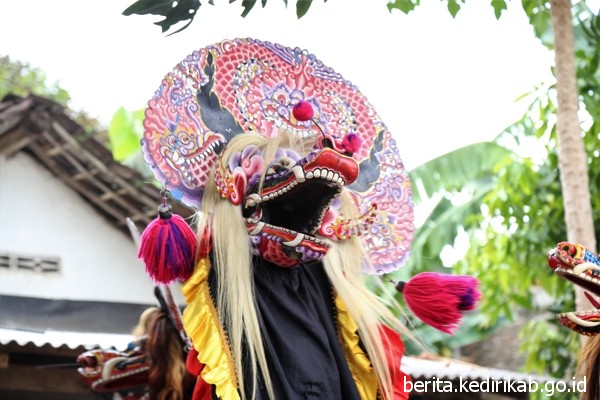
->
[[396, 272, 481, 334], [138, 200, 197, 284]]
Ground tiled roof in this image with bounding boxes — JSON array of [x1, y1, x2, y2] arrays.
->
[[0, 325, 561, 384], [0, 94, 193, 235], [0, 327, 132, 352]]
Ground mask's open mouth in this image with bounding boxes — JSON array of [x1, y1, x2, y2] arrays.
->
[[260, 180, 340, 235], [243, 148, 359, 266], [548, 242, 600, 335], [244, 148, 359, 239]]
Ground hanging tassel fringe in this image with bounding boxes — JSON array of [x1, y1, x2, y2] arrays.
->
[[138, 199, 197, 284], [395, 272, 481, 334]]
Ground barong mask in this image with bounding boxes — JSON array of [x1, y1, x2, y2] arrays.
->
[[548, 241, 600, 336], [214, 134, 360, 267], [137, 38, 482, 334], [141, 38, 414, 274]]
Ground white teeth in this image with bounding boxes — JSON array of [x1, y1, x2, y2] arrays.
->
[[306, 171, 314, 179], [332, 172, 339, 181], [566, 312, 600, 327], [292, 165, 306, 182], [327, 171, 334, 180], [246, 193, 262, 206], [101, 357, 128, 380], [283, 233, 304, 247], [314, 169, 321, 178], [249, 222, 265, 235], [262, 195, 269, 201], [574, 262, 600, 275], [171, 151, 185, 165]]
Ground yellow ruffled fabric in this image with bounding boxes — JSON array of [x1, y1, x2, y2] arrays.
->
[[182, 258, 378, 400], [182, 258, 240, 400], [335, 295, 380, 400]]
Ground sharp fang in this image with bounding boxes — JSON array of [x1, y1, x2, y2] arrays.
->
[[246, 193, 262, 207], [248, 222, 265, 235], [283, 233, 304, 247], [566, 312, 600, 327], [292, 165, 306, 182], [171, 151, 185, 165], [574, 262, 600, 275]]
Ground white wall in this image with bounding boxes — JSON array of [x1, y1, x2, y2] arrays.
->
[[0, 152, 184, 305]]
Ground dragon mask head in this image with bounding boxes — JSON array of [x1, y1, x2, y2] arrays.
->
[[141, 38, 414, 274], [214, 131, 361, 266], [548, 241, 600, 336]]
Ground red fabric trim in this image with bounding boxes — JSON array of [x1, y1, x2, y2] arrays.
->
[[380, 325, 411, 400], [186, 348, 213, 400]]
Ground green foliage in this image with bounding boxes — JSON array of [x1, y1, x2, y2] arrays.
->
[[491, 0, 508, 19], [123, 0, 321, 34], [386, 0, 420, 14], [0, 56, 105, 141], [396, 6, 600, 377], [0, 56, 71, 104], [108, 107, 145, 162], [123, 0, 201, 35], [519, 317, 580, 378], [446, 0, 465, 18]]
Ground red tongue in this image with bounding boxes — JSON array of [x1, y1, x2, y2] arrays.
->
[[585, 291, 600, 309]]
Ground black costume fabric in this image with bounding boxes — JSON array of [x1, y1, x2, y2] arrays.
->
[[208, 257, 363, 400]]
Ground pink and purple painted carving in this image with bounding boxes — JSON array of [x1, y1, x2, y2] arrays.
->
[[141, 38, 414, 274]]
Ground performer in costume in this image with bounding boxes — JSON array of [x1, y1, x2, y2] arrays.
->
[[77, 286, 194, 400], [547, 241, 600, 400], [137, 38, 481, 400]]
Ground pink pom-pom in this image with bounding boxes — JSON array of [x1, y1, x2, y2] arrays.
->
[[342, 133, 362, 155], [292, 100, 314, 121], [138, 205, 197, 284], [396, 272, 481, 334]]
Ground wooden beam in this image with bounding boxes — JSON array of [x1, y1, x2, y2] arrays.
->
[[28, 142, 129, 223], [52, 121, 159, 211], [0, 134, 34, 157], [39, 130, 144, 218], [0, 97, 33, 136]]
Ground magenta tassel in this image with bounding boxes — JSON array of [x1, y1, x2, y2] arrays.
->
[[342, 133, 362, 155], [397, 272, 482, 334], [138, 204, 197, 284]]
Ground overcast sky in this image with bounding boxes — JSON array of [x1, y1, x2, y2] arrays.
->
[[0, 0, 557, 168]]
